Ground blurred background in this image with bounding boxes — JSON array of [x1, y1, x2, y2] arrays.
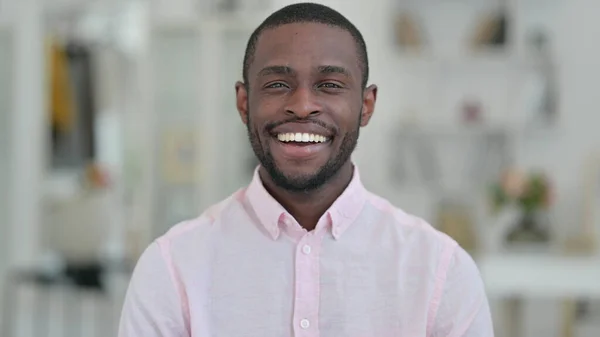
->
[[1, 0, 600, 336]]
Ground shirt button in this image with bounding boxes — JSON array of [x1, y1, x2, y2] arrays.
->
[[300, 319, 310, 329], [302, 245, 311, 255]]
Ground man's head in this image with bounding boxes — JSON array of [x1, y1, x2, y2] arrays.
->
[[236, 2, 377, 192]]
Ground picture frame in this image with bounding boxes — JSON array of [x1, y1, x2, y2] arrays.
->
[[583, 151, 600, 253], [160, 126, 199, 185], [564, 151, 600, 255]]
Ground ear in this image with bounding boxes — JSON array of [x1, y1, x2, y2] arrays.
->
[[235, 81, 249, 124], [360, 84, 378, 127]]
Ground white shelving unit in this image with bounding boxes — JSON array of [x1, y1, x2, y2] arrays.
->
[[387, 0, 562, 194], [388, 3, 598, 336]]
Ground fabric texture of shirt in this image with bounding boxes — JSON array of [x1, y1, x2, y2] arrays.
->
[[118, 166, 494, 337]]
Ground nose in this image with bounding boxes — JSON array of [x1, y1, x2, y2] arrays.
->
[[284, 87, 321, 118]]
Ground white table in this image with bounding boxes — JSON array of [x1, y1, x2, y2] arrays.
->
[[477, 254, 600, 337], [478, 254, 600, 299]]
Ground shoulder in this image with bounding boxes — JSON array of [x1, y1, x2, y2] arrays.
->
[[363, 193, 485, 302], [361, 191, 461, 279], [363, 192, 489, 329], [154, 188, 247, 256], [365, 191, 458, 252]]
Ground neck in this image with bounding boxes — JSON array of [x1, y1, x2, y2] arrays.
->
[[259, 162, 354, 231]]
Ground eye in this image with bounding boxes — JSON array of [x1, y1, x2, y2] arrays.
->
[[319, 82, 343, 89], [265, 82, 288, 89]]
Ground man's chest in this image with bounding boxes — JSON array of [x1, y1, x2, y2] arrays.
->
[[186, 247, 433, 337]]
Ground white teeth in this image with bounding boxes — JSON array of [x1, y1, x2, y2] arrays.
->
[[276, 132, 329, 143]]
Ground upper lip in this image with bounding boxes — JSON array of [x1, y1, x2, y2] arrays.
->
[[270, 122, 334, 137]]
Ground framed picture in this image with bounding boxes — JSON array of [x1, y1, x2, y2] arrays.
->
[[565, 151, 600, 255], [584, 151, 600, 252], [160, 127, 199, 185]]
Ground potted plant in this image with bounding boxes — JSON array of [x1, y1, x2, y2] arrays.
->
[[490, 168, 554, 243]]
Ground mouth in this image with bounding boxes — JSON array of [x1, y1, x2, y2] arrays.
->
[[271, 132, 332, 159], [276, 132, 330, 144]]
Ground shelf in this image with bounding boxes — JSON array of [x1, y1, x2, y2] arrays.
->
[[396, 51, 539, 72], [396, 123, 512, 138], [396, 121, 563, 140]]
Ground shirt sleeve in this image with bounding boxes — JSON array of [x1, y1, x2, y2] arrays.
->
[[430, 245, 494, 337], [118, 241, 189, 337]]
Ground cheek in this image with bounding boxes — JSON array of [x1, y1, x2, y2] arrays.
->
[[249, 97, 276, 118], [333, 106, 362, 132], [251, 103, 280, 131], [255, 100, 281, 119], [247, 116, 267, 144]]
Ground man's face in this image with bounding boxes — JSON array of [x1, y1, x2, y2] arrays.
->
[[236, 23, 377, 192]]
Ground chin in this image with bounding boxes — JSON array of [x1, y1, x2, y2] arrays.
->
[[278, 164, 322, 179], [271, 168, 326, 192]]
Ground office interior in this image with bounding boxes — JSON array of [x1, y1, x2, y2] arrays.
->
[[1, 0, 600, 336]]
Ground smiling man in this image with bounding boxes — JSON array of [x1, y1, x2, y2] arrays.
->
[[118, 3, 493, 337]]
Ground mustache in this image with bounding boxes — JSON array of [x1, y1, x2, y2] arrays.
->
[[264, 117, 338, 135]]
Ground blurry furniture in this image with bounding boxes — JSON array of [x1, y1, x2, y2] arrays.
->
[[477, 154, 600, 337], [43, 188, 113, 265], [2, 268, 98, 337], [49, 39, 98, 170], [478, 254, 600, 337], [1, 265, 131, 337], [1, 181, 131, 337]]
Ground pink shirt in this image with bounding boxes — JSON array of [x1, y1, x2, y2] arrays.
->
[[119, 166, 493, 337]]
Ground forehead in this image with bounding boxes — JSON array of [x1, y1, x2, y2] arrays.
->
[[250, 22, 361, 80]]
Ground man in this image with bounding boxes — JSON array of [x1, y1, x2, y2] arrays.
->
[[118, 3, 494, 336]]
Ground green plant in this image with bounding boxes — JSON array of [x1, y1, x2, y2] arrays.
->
[[490, 169, 553, 214]]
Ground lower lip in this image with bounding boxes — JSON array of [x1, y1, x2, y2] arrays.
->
[[273, 140, 330, 159]]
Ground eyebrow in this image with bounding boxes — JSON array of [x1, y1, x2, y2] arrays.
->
[[256, 65, 352, 79], [257, 65, 295, 77], [317, 65, 351, 78]]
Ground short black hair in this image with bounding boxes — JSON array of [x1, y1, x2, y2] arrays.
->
[[242, 2, 369, 88]]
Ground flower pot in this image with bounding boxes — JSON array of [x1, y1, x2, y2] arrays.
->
[[506, 210, 550, 244]]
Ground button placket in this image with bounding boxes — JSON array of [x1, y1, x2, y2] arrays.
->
[[292, 231, 324, 336]]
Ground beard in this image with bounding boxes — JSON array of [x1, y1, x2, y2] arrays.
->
[[246, 113, 360, 193]]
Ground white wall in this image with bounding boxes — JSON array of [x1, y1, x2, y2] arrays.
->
[[0, 27, 12, 328], [6, 0, 45, 270]]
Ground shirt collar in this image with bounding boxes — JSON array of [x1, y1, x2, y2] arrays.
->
[[244, 164, 368, 240]]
